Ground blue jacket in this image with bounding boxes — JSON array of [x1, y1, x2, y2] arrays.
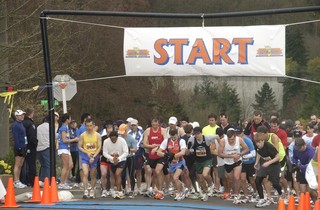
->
[[12, 121, 27, 149]]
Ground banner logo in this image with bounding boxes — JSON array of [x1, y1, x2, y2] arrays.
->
[[256, 46, 283, 57], [126, 47, 150, 58]]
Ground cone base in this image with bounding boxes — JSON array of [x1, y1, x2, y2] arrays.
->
[[0, 204, 20, 208]]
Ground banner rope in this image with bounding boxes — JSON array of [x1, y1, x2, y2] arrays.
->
[[283, 75, 320, 84], [40, 16, 125, 29], [285, 19, 320, 26], [40, 16, 320, 29]]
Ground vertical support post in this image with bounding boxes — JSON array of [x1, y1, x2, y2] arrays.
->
[[62, 88, 67, 114], [40, 13, 56, 178]]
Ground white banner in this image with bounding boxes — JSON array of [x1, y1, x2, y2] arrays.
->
[[124, 25, 285, 77]]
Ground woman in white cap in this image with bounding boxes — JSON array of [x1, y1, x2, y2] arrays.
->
[[12, 109, 28, 188]]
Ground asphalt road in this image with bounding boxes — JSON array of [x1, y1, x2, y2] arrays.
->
[[5, 186, 282, 210]]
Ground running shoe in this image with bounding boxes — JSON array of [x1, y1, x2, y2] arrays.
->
[[201, 193, 208, 201], [14, 181, 27, 189], [83, 190, 89, 199], [89, 189, 95, 198], [255, 198, 271, 208], [128, 191, 135, 199], [220, 192, 231, 199], [101, 190, 107, 198], [233, 196, 242, 205], [154, 191, 165, 200]]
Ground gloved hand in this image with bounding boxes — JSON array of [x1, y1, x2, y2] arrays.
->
[[164, 152, 175, 162]]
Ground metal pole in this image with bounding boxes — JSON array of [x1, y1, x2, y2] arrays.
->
[[40, 13, 56, 178], [62, 88, 67, 114], [41, 6, 320, 19]]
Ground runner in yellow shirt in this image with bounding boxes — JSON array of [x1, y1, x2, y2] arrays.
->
[[78, 118, 102, 199]]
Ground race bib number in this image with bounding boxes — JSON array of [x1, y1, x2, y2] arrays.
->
[[86, 143, 96, 151], [195, 146, 207, 157]]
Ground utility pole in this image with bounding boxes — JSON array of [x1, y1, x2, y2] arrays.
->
[[0, 0, 9, 158]]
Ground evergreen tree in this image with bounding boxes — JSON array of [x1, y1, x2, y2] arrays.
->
[[282, 58, 302, 106], [282, 27, 309, 119], [299, 56, 320, 117], [286, 28, 308, 66], [251, 82, 277, 118], [216, 82, 241, 123], [191, 79, 241, 123]]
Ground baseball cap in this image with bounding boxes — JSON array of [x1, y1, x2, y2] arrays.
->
[[193, 126, 202, 134], [285, 119, 294, 128], [294, 138, 306, 150], [131, 119, 138, 126], [114, 119, 124, 127], [126, 117, 134, 123], [191, 121, 200, 128], [118, 123, 128, 135], [293, 130, 302, 138], [234, 126, 243, 135], [15, 110, 25, 116], [168, 116, 178, 125], [54, 112, 59, 118]]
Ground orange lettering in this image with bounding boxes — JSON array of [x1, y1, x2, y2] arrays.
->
[[154, 39, 169, 65], [213, 38, 233, 64], [186, 39, 212, 64], [232, 38, 254, 64], [169, 39, 189, 64]]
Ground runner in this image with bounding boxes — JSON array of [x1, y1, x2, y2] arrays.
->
[[128, 118, 145, 195], [118, 123, 137, 198], [187, 126, 220, 201], [103, 131, 128, 199], [254, 132, 283, 208], [157, 129, 187, 201], [78, 119, 102, 199], [100, 120, 114, 198], [143, 117, 168, 200], [218, 128, 249, 204]]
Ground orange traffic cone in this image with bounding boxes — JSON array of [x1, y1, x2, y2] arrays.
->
[[0, 177, 19, 208], [40, 177, 54, 205], [298, 193, 306, 210], [305, 192, 311, 210], [314, 200, 320, 210], [27, 176, 41, 203], [287, 195, 296, 210], [278, 198, 286, 210], [50, 177, 59, 203]]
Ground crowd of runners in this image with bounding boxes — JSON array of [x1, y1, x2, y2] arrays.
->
[[11, 109, 320, 208]]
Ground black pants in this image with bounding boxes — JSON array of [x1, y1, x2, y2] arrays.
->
[[71, 151, 79, 178], [255, 175, 282, 199], [20, 147, 37, 186], [122, 156, 136, 191]]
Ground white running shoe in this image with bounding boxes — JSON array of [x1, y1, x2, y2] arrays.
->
[[101, 190, 107, 198], [14, 181, 27, 189], [83, 190, 89, 199], [201, 193, 208, 201], [58, 183, 72, 190], [89, 189, 95, 198]]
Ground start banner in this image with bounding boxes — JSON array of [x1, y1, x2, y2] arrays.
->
[[123, 25, 285, 77]]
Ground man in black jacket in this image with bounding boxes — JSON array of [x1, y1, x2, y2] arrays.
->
[[22, 108, 38, 186]]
